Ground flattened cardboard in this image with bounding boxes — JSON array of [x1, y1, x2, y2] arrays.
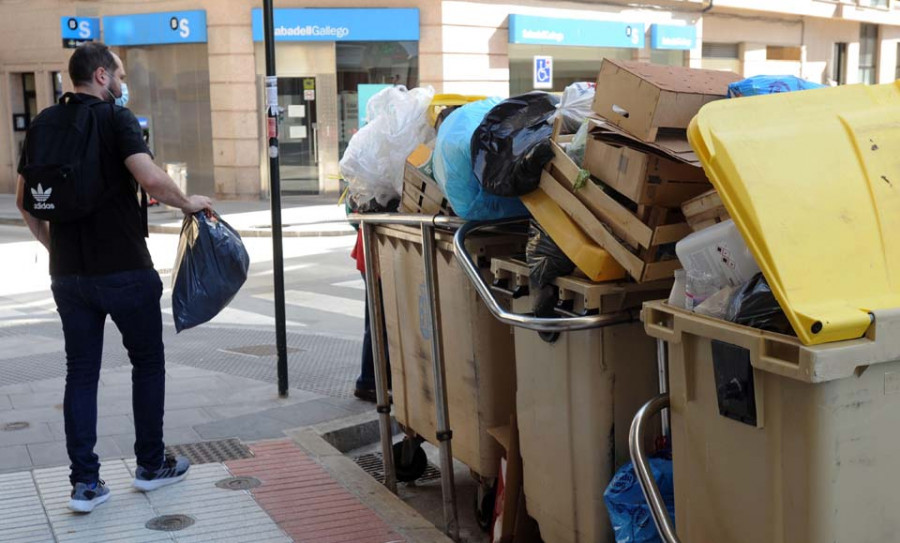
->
[[589, 118, 701, 166], [592, 59, 741, 142], [583, 137, 710, 207]]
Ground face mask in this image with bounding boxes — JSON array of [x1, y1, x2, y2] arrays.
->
[[115, 82, 129, 108]]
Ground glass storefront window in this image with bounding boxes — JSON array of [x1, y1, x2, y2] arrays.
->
[[509, 44, 635, 95], [51, 72, 63, 104], [650, 49, 686, 66], [336, 41, 419, 157]]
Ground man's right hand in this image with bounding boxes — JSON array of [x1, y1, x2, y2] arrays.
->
[[182, 195, 213, 215]]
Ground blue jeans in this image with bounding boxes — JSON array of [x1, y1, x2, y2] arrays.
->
[[356, 276, 391, 392], [51, 268, 166, 485]]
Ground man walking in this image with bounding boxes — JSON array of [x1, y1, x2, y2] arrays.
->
[[15, 42, 212, 513]]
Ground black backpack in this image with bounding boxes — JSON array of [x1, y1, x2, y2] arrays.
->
[[20, 93, 113, 222]]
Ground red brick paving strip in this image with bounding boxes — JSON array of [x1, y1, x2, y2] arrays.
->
[[226, 439, 405, 543]]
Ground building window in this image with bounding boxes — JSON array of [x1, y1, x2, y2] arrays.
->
[[336, 41, 419, 158], [766, 46, 802, 61], [833, 43, 848, 84], [508, 44, 634, 95], [701, 42, 741, 73], [896, 43, 900, 80], [21, 73, 37, 123], [859, 23, 878, 84], [859, 0, 889, 8], [51, 72, 63, 104]]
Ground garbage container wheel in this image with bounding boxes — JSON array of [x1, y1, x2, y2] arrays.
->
[[392, 440, 427, 482], [474, 480, 497, 532]]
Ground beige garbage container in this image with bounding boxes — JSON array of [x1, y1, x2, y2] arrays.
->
[[492, 258, 670, 543], [375, 225, 522, 478], [642, 300, 900, 543]]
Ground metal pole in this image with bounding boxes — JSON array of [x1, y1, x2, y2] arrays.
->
[[421, 224, 460, 541], [656, 339, 670, 439], [361, 222, 397, 494], [630, 394, 680, 543], [263, 0, 289, 397]]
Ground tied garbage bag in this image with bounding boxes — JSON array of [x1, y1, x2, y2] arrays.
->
[[340, 86, 435, 207], [555, 82, 596, 134], [727, 75, 824, 98], [433, 98, 529, 220], [471, 92, 559, 197], [526, 221, 575, 319], [172, 212, 250, 333], [726, 273, 795, 336], [604, 459, 676, 543]]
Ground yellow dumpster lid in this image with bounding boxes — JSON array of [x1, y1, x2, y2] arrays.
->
[[688, 82, 900, 345]]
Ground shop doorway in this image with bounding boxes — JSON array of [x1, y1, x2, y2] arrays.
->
[[277, 77, 319, 194]]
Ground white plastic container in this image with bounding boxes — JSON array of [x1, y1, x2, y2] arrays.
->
[[675, 219, 759, 290]]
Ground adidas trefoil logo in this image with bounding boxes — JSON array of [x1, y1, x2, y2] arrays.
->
[[31, 184, 55, 210]]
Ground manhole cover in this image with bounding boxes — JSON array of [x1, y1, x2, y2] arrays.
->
[[221, 344, 302, 358], [215, 476, 261, 490], [354, 452, 441, 484], [2, 422, 29, 431], [145, 514, 195, 532], [166, 439, 253, 465]]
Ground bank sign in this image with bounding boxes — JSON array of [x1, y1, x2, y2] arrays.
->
[[60, 16, 99, 48], [251, 8, 419, 42], [103, 10, 208, 46], [651, 24, 697, 50], [509, 14, 644, 48]]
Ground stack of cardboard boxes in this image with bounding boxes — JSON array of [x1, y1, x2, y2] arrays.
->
[[526, 59, 741, 283]]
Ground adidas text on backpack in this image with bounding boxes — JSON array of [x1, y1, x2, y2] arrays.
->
[[21, 93, 111, 222]]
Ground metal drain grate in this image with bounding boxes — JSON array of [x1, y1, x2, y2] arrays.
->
[[146, 514, 196, 532], [215, 476, 262, 490], [166, 438, 253, 465], [220, 344, 303, 357], [354, 452, 441, 484]]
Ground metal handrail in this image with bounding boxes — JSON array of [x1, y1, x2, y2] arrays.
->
[[453, 220, 638, 332], [629, 394, 680, 543]]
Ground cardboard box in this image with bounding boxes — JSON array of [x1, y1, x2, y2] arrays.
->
[[583, 137, 710, 207], [592, 59, 741, 142], [681, 189, 730, 231]]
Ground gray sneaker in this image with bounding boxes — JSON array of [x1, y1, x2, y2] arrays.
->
[[69, 480, 110, 513], [133, 454, 190, 491]]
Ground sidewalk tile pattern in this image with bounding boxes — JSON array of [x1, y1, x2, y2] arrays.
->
[[226, 439, 405, 543]]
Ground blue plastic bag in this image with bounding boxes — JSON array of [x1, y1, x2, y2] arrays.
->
[[433, 98, 530, 220], [604, 459, 676, 543], [727, 75, 825, 98], [172, 211, 250, 333]]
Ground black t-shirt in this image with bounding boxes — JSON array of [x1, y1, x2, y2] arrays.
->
[[19, 94, 154, 277]]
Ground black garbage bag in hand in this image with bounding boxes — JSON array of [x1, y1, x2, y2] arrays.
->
[[172, 211, 250, 333], [471, 92, 560, 197], [726, 273, 794, 336]]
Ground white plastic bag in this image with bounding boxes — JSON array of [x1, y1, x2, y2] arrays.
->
[[555, 82, 596, 134], [340, 85, 435, 207]]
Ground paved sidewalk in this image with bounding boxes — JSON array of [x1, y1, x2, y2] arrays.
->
[[0, 437, 451, 543], [0, 194, 355, 238]]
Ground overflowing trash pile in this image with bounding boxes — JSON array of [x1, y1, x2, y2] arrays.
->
[[338, 65, 837, 342]]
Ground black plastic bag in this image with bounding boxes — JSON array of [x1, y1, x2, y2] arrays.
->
[[726, 273, 794, 336], [471, 92, 560, 197], [526, 221, 575, 320], [172, 211, 250, 333]]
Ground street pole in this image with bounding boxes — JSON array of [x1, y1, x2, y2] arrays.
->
[[263, 0, 289, 398]]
